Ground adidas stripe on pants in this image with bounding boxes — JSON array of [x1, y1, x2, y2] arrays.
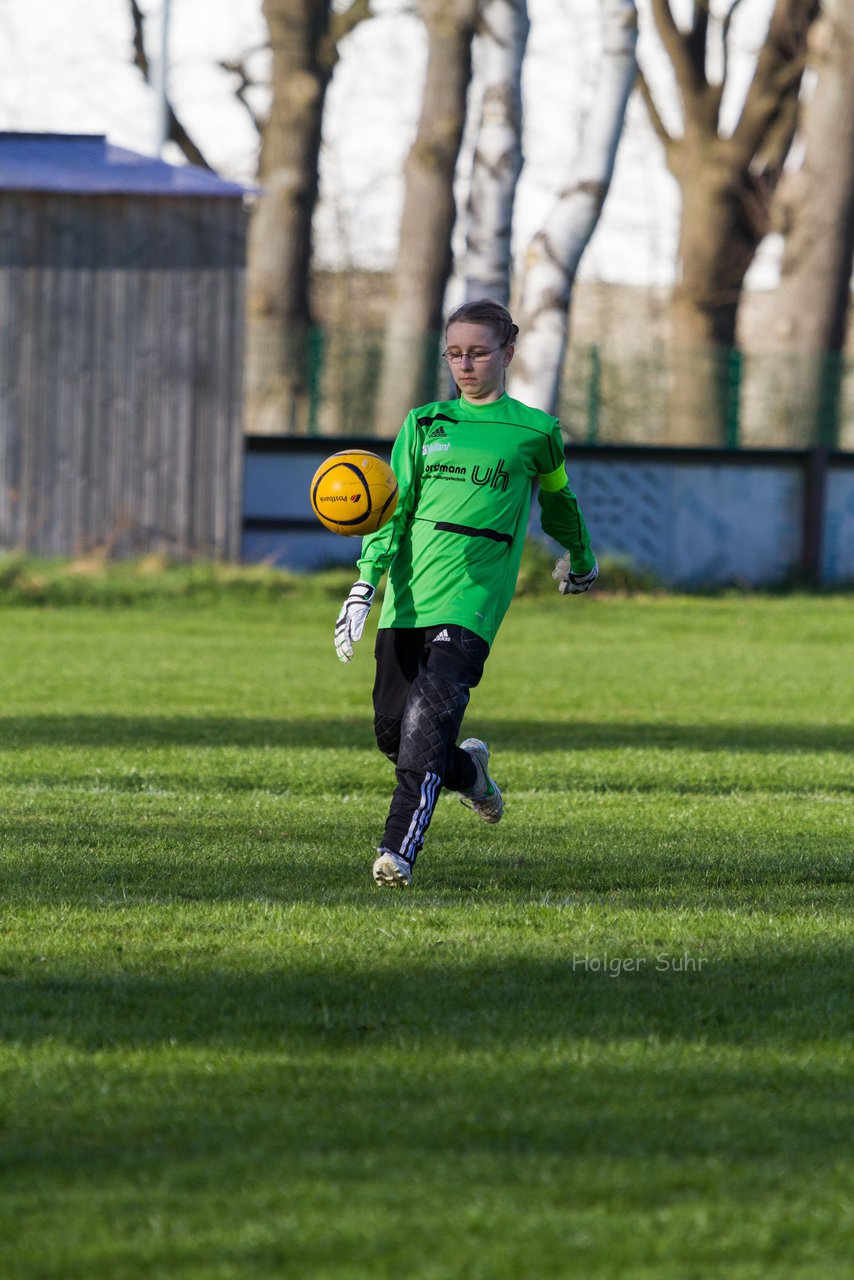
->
[[372, 625, 489, 864]]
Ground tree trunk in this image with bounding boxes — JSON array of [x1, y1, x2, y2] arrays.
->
[[462, 0, 529, 304], [667, 151, 765, 443], [510, 0, 637, 415], [376, 0, 480, 433], [244, 0, 331, 435], [766, 0, 854, 446], [641, 0, 818, 445], [244, 0, 370, 436]]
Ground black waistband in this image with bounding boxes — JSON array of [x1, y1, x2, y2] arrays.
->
[[434, 521, 512, 545]]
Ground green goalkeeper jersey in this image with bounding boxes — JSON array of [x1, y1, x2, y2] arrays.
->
[[356, 393, 595, 645]]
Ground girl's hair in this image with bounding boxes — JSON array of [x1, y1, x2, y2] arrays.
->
[[444, 299, 519, 348]]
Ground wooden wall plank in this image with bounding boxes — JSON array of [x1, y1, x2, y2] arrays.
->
[[0, 192, 248, 560]]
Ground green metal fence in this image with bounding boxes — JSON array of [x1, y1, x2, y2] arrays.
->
[[296, 328, 854, 450], [559, 344, 852, 450]]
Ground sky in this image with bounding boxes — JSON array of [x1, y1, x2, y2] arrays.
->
[[0, 0, 783, 288]]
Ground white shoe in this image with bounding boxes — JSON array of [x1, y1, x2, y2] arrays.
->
[[459, 738, 504, 823], [372, 849, 412, 888]]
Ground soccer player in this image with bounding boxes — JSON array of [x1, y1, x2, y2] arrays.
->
[[334, 299, 598, 887]]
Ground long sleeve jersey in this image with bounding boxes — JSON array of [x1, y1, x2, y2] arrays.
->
[[357, 392, 595, 646]]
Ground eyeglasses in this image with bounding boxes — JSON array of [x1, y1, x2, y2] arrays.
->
[[442, 345, 505, 364]]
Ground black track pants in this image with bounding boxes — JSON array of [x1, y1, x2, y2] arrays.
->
[[372, 625, 489, 863]]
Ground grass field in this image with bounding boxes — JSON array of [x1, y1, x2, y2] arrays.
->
[[1, 569, 853, 1279]]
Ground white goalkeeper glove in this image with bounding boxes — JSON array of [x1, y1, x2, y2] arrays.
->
[[334, 580, 375, 663], [552, 554, 599, 595]]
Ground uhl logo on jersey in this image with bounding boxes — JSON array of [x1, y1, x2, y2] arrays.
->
[[471, 458, 509, 493]]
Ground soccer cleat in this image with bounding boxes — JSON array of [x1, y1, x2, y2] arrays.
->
[[372, 849, 412, 888], [459, 738, 504, 823]]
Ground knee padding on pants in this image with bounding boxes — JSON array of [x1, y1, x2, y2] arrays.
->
[[374, 712, 402, 762], [398, 668, 471, 779]]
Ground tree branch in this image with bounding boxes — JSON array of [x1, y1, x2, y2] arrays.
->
[[318, 0, 373, 72], [720, 0, 747, 85], [752, 82, 800, 182], [127, 0, 213, 170], [331, 0, 373, 45], [219, 53, 266, 135], [648, 0, 705, 109], [685, 0, 710, 90], [129, 0, 147, 76], [166, 111, 213, 171], [636, 69, 676, 154], [728, 0, 818, 166]]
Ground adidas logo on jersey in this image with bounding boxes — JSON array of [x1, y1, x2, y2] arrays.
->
[[429, 425, 448, 438], [433, 629, 452, 643]]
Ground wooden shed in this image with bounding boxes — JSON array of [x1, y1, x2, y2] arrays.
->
[[0, 132, 249, 560]]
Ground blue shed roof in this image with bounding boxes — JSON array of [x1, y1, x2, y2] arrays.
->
[[0, 132, 249, 197]]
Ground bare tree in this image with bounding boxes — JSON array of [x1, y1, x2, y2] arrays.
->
[[511, 0, 637, 414], [245, 0, 371, 435], [767, 0, 854, 446], [462, 0, 529, 303], [376, 0, 481, 434], [639, 0, 819, 443]]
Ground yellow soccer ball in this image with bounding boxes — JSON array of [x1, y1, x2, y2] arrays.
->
[[309, 451, 399, 536]]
